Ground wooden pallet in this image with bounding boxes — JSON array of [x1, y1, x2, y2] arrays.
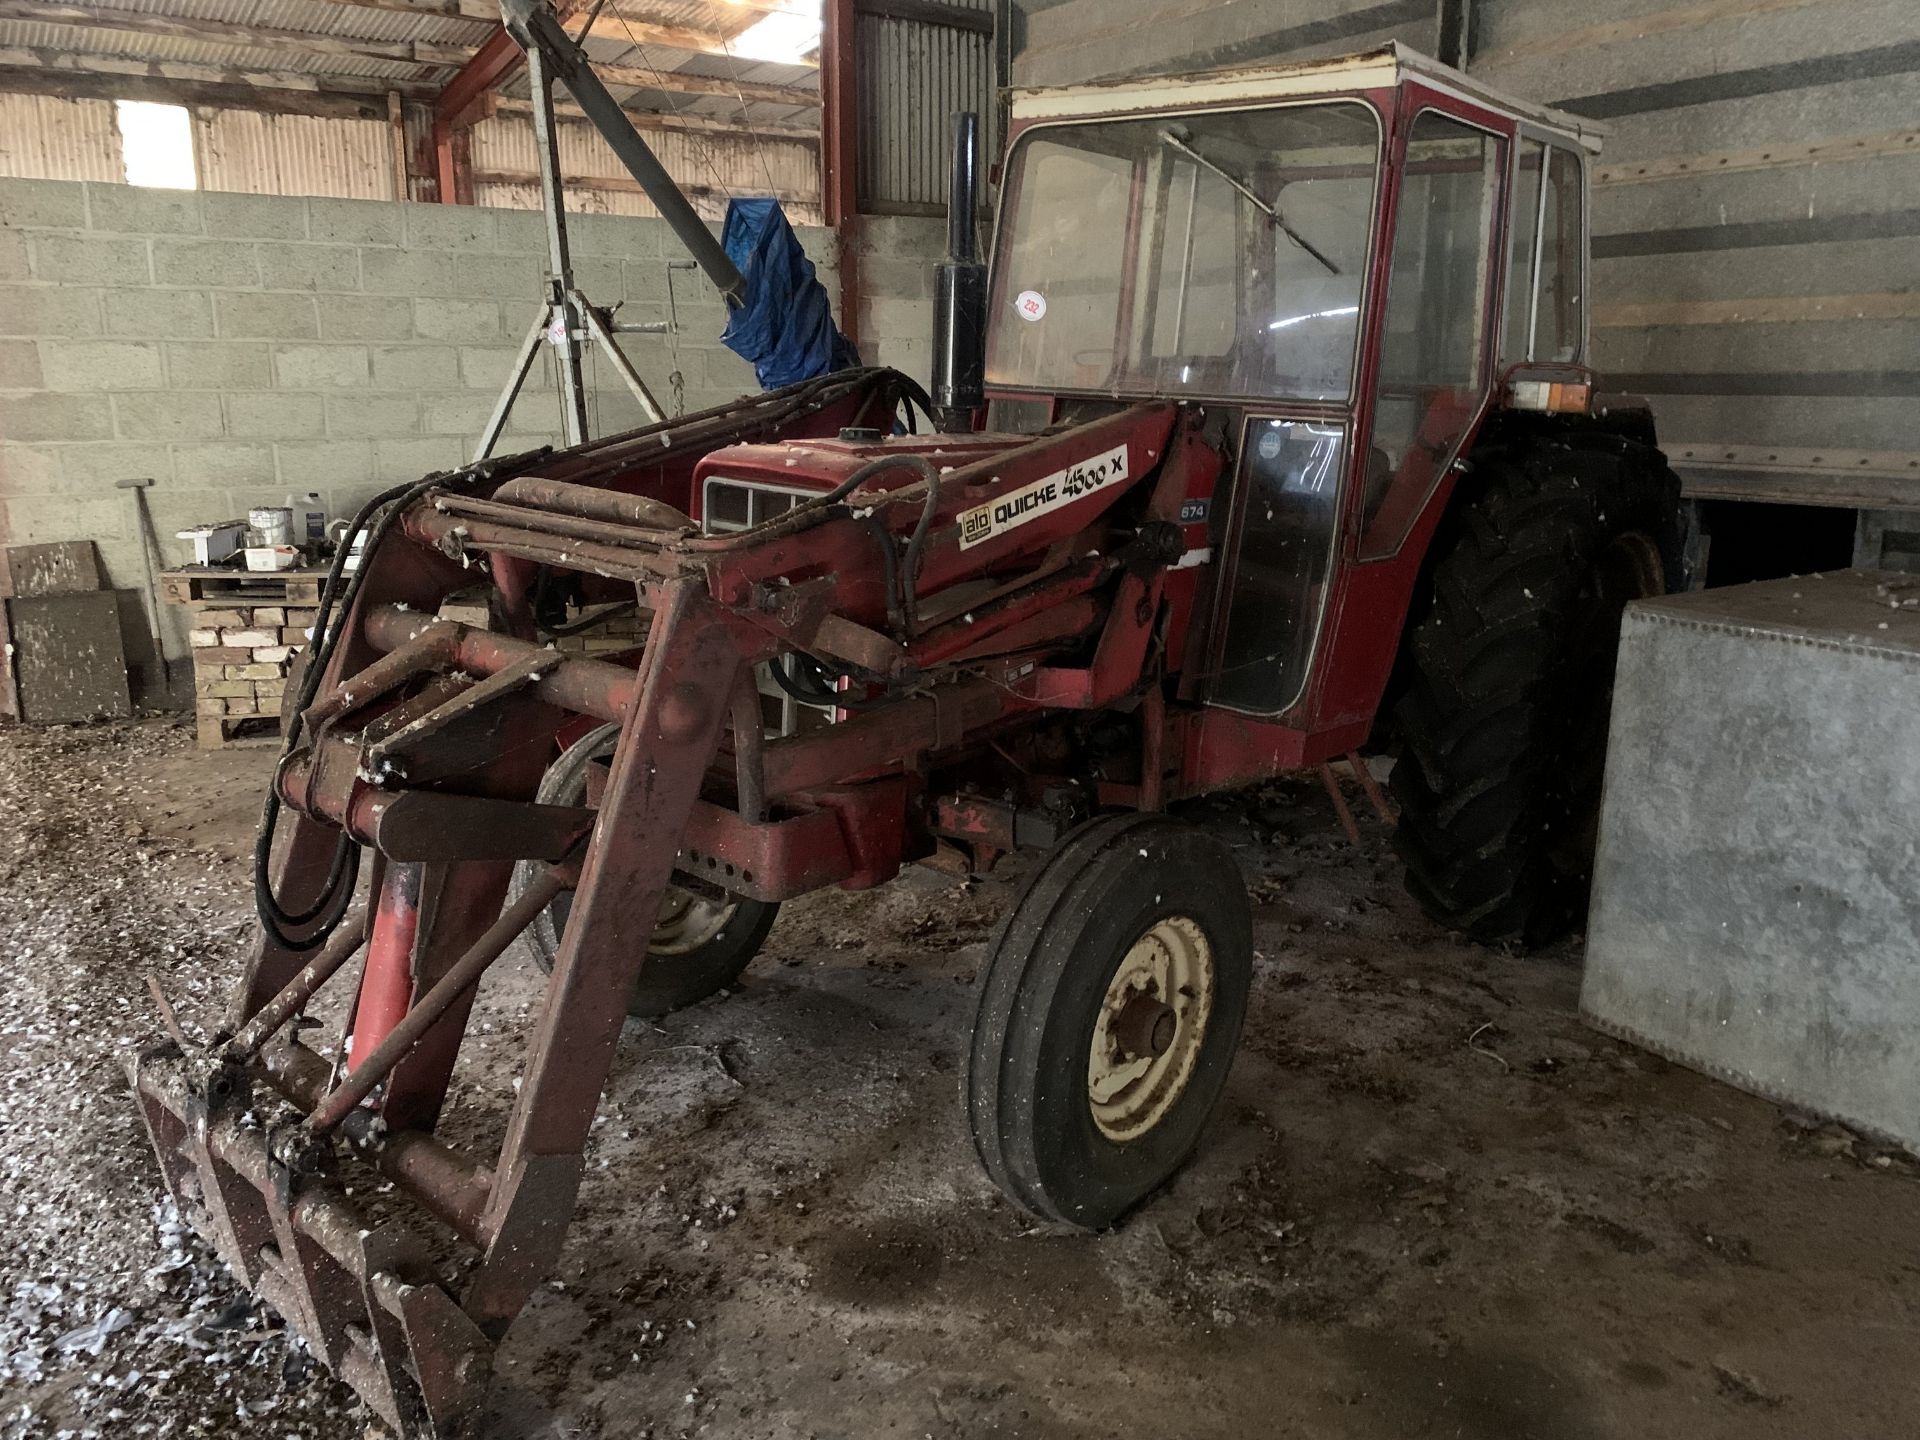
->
[[161, 567, 328, 608]]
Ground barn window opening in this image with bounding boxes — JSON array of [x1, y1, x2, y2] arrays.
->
[[116, 100, 198, 189]]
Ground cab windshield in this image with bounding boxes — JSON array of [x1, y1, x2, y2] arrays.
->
[[985, 102, 1382, 402]]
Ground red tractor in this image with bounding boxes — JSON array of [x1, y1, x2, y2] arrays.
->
[[131, 43, 1685, 1437]]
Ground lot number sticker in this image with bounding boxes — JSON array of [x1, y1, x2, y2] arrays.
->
[[1014, 290, 1048, 321]]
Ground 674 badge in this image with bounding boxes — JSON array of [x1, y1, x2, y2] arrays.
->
[[957, 444, 1130, 550]]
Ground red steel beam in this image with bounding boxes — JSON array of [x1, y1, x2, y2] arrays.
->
[[432, 24, 523, 204], [820, 0, 861, 343]]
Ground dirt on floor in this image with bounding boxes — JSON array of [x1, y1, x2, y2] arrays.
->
[[1, 717, 1916, 1440]]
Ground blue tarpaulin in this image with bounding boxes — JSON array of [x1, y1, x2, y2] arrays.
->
[[720, 197, 861, 390]]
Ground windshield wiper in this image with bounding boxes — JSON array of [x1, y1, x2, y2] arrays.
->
[[1158, 127, 1340, 276]]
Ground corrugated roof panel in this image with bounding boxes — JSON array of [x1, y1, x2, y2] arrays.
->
[[0, 18, 437, 78], [197, 107, 396, 200], [78, 0, 492, 47], [0, 91, 123, 182]]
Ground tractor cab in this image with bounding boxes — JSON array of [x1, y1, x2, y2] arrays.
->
[[983, 45, 1602, 726]]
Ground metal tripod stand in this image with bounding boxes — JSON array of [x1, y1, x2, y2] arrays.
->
[[473, 42, 672, 460]]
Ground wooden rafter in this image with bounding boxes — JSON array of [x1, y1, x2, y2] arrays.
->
[[490, 92, 817, 139], [581, 59, 819, 107]]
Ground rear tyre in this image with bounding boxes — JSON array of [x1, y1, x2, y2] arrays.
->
[[1391, 434, 1684, 944], [966, 814, 1253, 1228], [512, 724, 779, 1017]]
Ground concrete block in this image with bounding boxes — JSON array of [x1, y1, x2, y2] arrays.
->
[[0, 392, 113, 442], [568, 257, 624, 300], [621, 259, 671, 303], [192, 609, 246, 627], [255, 676, 287, 699], [252, 644, 292, 664], [0, 285, 101, 337], [278, 628, 306, 647], [372, 344, 457, 391], [252, 606, 285, 625], [861, 296, 935, 346], [373, 436, 463, 483], [195, 696, 226, 717], [170, 442, 275, 486], [286, 607, 317, 626], [257, 242, 360, 293], [188, 629, 219, 647], [113, 390, 223, 441], [454, 253, 542, 303], [859, 255, 935, 303], [224, 695, 260, 716], [568, 213, 663, 258], [274, 439, 373, 488], [308, 197, 402, 247], [490, 208, 549, 253], [0, 444, 61, 492], [86, 183, 202, 235], [458, 346, 524, 390], [165, 341, 273, 390], [202, 678, 252, 699], [0, 230, 27, 282], [318, 294, 413, 342], [421, 390, 498, 436], [153, 238, 258, 289], [58, 444, 175, 487], [272, 344, 368, 389], [0, 178, 87, 230], [204, 192, 307, 241], [362, 248, 454, 297], [31, 233, 151, 287], [103, 289, 214, 339], [216, 292, 319, 341], [226, 661, 282, 680], [220, 627, 277, 647], [0, 338, 41, 388], [39, 339, 164, 391], [226, 391, 326, 439], [0, 493, 126, 544], [326, 393, 419, 439], [404, 204, 494, 251], [412, 297, 500, 343]]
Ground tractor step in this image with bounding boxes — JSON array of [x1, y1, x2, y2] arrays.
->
[[127, 1047, 492, 1439]]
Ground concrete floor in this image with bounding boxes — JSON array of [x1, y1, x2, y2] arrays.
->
[[2, 717, 1917, 1439]]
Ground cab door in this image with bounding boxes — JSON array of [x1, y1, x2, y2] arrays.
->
[[1352, 90, 1510, 560]]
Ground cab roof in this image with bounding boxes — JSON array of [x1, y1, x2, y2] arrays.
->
[[1007, 43, 1604, 153]]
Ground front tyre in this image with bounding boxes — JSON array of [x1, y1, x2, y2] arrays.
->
[[966, 814, 1253, 1228], [1391, 434, 1684, 944], [511, 724, 779, 1017]]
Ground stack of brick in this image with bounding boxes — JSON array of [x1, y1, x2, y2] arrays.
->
[[187, 603, 313, 745], [549, 603, 648, 657]]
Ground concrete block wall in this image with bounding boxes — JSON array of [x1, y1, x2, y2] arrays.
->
[[849, 214, 947, 392], [0, 176, 831, 659]]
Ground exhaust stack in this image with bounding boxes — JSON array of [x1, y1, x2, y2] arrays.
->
[[931, 111, 987, 433]]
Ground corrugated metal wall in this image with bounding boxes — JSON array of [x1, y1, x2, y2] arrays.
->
[[0, 92, 124, 182], [1008, 0, 1436, 87], [470, 112, 822, 223], [195, 109, 400, 201], [857, 0, 997, 214], [1471, 0, 1920, 510]]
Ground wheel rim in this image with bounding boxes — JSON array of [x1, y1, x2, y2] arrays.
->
[[548, 880, 737, 958], [648, 884, 738, 956], [1087, 916, 1216, 1143]]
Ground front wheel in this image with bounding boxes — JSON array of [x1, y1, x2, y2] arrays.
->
[[966, 814, 1253, 1228], [511, 725, 779, 1017]]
